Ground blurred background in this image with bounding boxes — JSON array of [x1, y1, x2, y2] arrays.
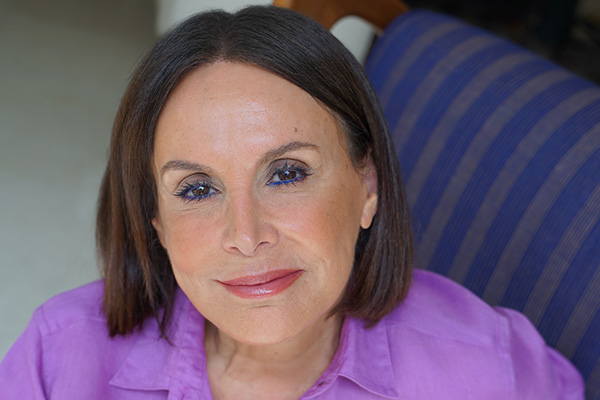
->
[[1, 0, 598, 358], [0, 0, 156, 358], [408, 0, 600, 83]]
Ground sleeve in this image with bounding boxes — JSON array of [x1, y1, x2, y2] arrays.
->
[[496, 307, 585, 400], [0, 309, 48, 399]]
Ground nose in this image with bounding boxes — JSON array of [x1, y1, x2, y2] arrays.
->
[[222, 191, 277, 256]]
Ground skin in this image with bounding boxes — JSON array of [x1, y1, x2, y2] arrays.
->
[[152, 62, 378, 399]]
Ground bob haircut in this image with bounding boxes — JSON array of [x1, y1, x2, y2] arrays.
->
[[97, 5, 413, 337]]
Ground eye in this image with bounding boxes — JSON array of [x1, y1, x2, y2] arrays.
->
[[267, 161, 312, 186], [175, 178, 218, 203], [277, 169, 297, 181]]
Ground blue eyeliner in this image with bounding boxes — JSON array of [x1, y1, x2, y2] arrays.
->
[[174, 161, 313, 203], [267, 162, 312, 186], [174, 180, 217, 203]]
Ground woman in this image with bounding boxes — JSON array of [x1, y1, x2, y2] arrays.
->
[[0, 5, 583, 399]]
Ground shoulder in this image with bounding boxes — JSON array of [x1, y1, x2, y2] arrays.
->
[[35, 280, 106, 334], [0, 280, 175, 397], [378, 270, 584, 399], [386, 269, 501, 344], [30, 280, 141, 365], [1, 281, 132, 396]]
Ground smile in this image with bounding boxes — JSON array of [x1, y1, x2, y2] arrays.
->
[[218, 269, 304, 299]]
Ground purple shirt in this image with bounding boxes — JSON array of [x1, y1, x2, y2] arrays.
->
[[0, 270, 584, 399]]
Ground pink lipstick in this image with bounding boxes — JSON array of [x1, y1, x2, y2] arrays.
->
[[218, 269, 303, 299]]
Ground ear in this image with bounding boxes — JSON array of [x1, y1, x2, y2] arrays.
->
[[360, 157, 378, 229], [152, 213, 166, 248]]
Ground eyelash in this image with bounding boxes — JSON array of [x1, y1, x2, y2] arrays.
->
[[174, 179, 217, 203], [267, 162, 312, 187], [174, 162, 312, 203]]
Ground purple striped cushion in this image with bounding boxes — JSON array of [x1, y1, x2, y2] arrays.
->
[[366, 10, 600, 399]]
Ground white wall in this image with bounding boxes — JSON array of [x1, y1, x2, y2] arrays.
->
[[155, 0, 375, 63], [0, 0, 156, 359]]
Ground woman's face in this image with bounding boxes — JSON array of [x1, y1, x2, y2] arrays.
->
[[152, 62, 377, 345]]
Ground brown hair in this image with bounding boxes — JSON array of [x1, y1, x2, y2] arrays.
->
[[97, 5, 413, 337]]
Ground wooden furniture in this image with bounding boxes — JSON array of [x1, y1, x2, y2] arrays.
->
[[273, 0, 409, 31]]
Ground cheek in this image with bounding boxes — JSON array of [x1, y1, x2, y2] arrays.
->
[[160, 213, 216, 275], [281, 187, 364, 266]]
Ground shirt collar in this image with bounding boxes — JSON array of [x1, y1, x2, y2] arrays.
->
[[108, 288, 209, 394], [334, 316, 399, 398], [109, 290, 399, 398]]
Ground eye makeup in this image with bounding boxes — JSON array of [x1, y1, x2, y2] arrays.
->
[[266, 160, 313, 187], [174, 175, 219, 203], [171, 159, 314, 204]]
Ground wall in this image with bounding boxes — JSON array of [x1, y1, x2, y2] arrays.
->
[[155, 0, 375, 62], [0, 0, 156, 359]]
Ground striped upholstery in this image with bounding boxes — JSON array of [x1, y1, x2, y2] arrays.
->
[[365, 10, 600, 399]]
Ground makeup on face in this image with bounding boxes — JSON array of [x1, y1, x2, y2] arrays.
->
[[152, 61, 377, 346], [218, 269, 304, 299]]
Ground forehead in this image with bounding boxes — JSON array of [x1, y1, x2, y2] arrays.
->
[[153, 62, 346, 163]]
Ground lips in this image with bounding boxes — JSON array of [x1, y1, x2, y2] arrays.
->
[[218, 269, 303, 299]]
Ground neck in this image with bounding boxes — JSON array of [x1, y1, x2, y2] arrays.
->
[[205, 314, 343, 399]]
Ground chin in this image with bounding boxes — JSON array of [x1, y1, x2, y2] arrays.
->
[[215, 304, 322, 346]]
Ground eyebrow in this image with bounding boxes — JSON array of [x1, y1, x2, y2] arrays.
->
[[160, 141, 319, 176], [160, 159, 211, 176], [259, 141, 319, 165]]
